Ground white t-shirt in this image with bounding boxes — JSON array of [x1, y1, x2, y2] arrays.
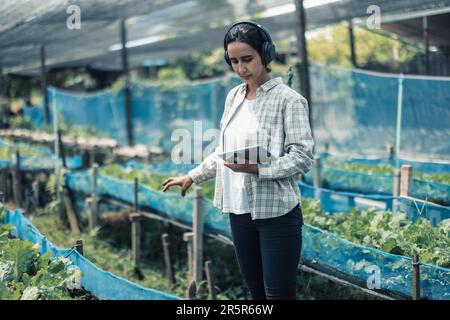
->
[[222, 98, 259, 214]]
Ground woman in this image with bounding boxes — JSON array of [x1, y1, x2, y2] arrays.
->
[[162, 21, 314, 300]]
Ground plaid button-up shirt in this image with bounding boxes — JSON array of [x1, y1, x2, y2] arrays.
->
[[188, 77, 314, 220]]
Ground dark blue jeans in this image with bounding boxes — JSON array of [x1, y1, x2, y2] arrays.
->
[[229, 204, 303, 300]]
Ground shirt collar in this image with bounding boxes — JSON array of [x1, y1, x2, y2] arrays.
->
[[237, 77, 282, 95]]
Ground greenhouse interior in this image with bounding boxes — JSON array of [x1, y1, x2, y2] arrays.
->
[[0, 0, 449, 302]]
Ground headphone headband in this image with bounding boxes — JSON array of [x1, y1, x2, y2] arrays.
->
[[223, 20, 273, 50], [223, 20, 276, 67]]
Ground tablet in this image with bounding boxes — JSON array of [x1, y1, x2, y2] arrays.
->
[[217, 145, 275, 164]]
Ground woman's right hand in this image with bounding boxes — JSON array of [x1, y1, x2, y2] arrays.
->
[[162, 175, 194, 197]]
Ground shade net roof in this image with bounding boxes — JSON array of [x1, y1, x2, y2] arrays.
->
[[1, 0, 450, 75]]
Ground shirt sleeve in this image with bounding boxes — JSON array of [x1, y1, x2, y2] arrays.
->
[[187, 87, 239, 184], [187, 146, 220, 184], [257, 97, 314, 180]]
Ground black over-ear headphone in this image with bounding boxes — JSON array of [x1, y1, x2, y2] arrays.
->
[[223, 21, 276, 66]]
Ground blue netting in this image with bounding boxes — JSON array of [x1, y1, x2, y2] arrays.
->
[[123, 159, 196, 175], [298, 181, 394, 213], [302, 224, 450, 300], [21, 65, 450, 159], [64, 168, 450, 299], [299, 181, 450, 226], [1, 206, 180, 300], [320, 152, 450, 174], [23, 78, 241, 150], [303, 153, 450, 206], [308, 63, 450, 158], [65, 170, 230, 236]]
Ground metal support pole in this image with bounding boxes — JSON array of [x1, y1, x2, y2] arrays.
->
[[412, 250, 420, 300], [134, 177, 138, 213], [57, 129, 67, 169], [395, 76, 404, 168], [40, 45, 50, 125], [422, 16, 430, 75], [13, 151, 22, 208], [88, 163, 99, 232], [392, 169, 400, 213], [348, 20, 358, 68], [130, 213, 142, 269], [294, 0, 312, 138], [121, 19, 133, 146]]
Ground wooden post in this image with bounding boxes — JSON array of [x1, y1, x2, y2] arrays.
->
[[400, 165, 412, 197], [57, 129, 67, 169], [88, 163, 99, 232], [205, 260, 217, 300], [12, 151, 22, 208], [186, 280, 197, 300], [392, 169, 400, 213], [121, 18, 134, 146], [183, 232, 194, 279], [193, 187, 203, 284], [162, 233, 176, 288], [313, 156, 321, 199], [130, 213, 142, 269], [75, 239, 84, 256], [62, 186, 80, 235], [412, 250, 420, 300]]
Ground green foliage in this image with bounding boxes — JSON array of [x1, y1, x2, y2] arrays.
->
[[307, 23, 418, 69], [7, 114, 34, 130], [161, 48, 229, 81], [0, 221, 84, 300], [324, 159, 450, 185], [0, 141, 49, 159], [302, 199, 450, 268], [100, 164, 215, 200], [316, 159, 450, 205]]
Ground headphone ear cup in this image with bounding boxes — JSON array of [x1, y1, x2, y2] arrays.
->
[[224, 50, 231, 66], [262, 42, 276, 65], [269, 43, 276, 63], [261, 42, 271, 65]]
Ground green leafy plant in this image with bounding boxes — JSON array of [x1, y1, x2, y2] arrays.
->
[[302, 199, 450, 268], [100, 164, 215, 200], [0, 220, 87, 300]]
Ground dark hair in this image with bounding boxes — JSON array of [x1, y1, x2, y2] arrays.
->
[[224, 23, 272, 72]]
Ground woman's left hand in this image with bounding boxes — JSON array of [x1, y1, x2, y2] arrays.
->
[[224, 162, 259, 174]]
